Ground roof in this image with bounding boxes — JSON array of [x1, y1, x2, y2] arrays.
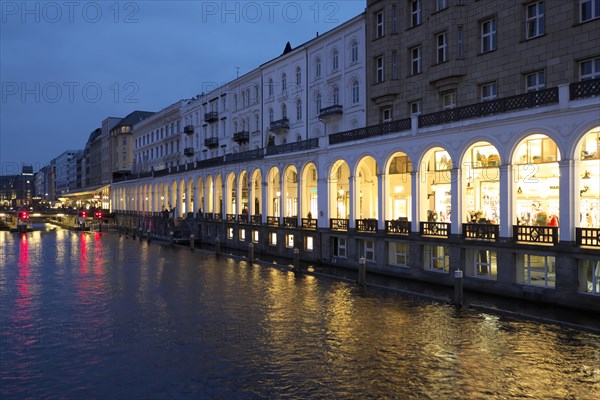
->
[[111, 111, 155, 131]]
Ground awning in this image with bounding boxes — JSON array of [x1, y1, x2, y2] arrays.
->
[[59, 184, 110, 198]]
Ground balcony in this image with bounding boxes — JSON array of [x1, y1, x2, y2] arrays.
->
[[513, 225, 558, 245], [301, 218, 317, 230], [183, 147, 194, 157], [284, 217, 298, 228], [570, 78, 600, 100], [238, 214, 249, 224], [385, 220, 411, 235], [319, 104, 343, 119], [420, 222, 450, 238], [226, 214, 236, 223], [266, 138, 318, 156], [418, 87, 559, 127], [576, 227, 600, 248], [204, 137, 219, 148], [251, 214, 262, 225], [356, 218, 377, 232], [204, 111, 219, 123], [233, 130, 249, 143], [330, 218, 349, 231], [183, 125, 194, 135], [329, 119, 412, 145], [270, 118, 289, 134], [463, 223, 499, 241], [267, 216, 280, 227]]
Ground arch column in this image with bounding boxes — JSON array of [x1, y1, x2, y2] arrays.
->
[[499, 164, 513, 239], [297, 176, 303, 225], [279, 172, 285, 224], [194, 179, 201, 216], [349, 175, 356, 228], [450, 168, 461, 235], [411, 171, 420, 233], [377, 173, 385, 230], [261, 180, 268, 224], [559, 159, 575, 242]]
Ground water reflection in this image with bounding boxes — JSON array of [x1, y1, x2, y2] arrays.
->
[[0, 230, 598, 399]]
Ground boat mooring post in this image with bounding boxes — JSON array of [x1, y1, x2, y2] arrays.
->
[[358, 257, 367, 287], [248, 242, 254, 263], [293, 248, 300, 273], [454, 269, 464, 307]]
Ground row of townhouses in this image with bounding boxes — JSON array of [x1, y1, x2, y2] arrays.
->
[[36, 1, 600, 311]]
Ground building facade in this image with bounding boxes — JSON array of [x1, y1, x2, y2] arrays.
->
[[108, 3, 599, 311], [365, 0, 600, 123]]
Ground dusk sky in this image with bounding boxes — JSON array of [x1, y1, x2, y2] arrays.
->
[[0, 1, 365, 173]]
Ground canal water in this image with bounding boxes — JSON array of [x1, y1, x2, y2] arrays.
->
[[1, 228, 599, 399]]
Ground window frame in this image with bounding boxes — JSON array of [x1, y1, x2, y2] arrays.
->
[[376, 10, 385, 38], [376, 55, 385, 83], [480, 81, 498, 101], [580, 0, 600, 22], [436, 0, 448, 12], [410, 0, 422, 27], [481, 18, 497, 53], [436, 31, 448, 64], [525, 1, 545, 39], [442, 91, 457, 110], [352, 80, 360, 104], [579, 57, 600, 81], [525, 70, 545, 92], [410, 46, 421, 75]]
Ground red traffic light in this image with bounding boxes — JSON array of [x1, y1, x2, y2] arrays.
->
[[94, 211, 103, 219], [79, 211, 87, 218], [18, 211, 28, 220]]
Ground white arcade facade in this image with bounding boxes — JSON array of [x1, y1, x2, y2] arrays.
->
[[112, 83, 600, 311]]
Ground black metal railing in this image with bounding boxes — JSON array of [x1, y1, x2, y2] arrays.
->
[[283, 217, 298, 228], [267, 216, 279, 226], [463, 223, 499, 241], [513, 225, 558, 245], [570, 78, 600, 100], [266, 138, 319, 155], [225, 148, 264, 163], [301, 218, 317, 229], [204, 111, 219, 122], [356, 218, 378, 232], [233, 130, 249, 143], [238, 214, 249, 224], [226, 214, 236, 222], [419, 88, 558, 127], [420, 222, 450, 237], [329, 118, 411, 145], [270, 118, 290, 132], [251, 214, 262, 225], [575, 227, 600, 248], [213, 213, 222, 222], [330, 218, 349, 231], [204, 213, 214, 221], [385, 220, 411, 235], [184, 125, 194, 135], [319, 104, 343, 118], [204, 137, 219, 147]]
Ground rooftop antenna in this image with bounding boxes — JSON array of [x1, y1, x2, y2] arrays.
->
[[236, 67, 239, 78]]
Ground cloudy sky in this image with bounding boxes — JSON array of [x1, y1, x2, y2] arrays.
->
[[0, 1, 365, 173]]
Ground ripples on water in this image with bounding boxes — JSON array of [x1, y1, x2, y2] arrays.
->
[[1, 229, 599, 399]]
